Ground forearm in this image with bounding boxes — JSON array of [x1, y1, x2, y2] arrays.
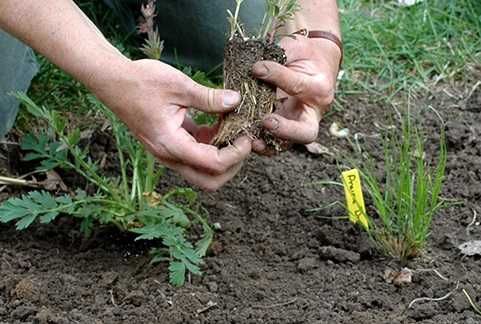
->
[[0, 0, 129, 92], [286, 0, 341, 39]]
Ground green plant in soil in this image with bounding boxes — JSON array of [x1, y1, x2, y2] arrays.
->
[[0, 93, 213, 286], [350, 113, 447, 263], [213, 0, 298, 151]]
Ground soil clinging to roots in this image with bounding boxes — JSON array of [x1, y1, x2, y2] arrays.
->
[[213, 35, 287, 151]]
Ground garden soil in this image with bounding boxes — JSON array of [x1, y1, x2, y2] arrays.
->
[[1, 80, 481, 323]]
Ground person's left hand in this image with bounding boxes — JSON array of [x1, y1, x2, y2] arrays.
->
[[251, 35, 342, 152]]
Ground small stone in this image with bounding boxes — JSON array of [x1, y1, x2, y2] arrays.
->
[[123, 290, 145, 307], [11, 305, 37, 320], [451, 292, 469, 312], [35, 306, 59, 324], [207, 282, 218, 293], [297, 257, 317, 273], [319, 246, 360, 263], [409, 303, 437, 321], [99, 272, 119, 287]]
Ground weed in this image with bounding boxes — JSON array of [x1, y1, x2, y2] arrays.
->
[[353, 113, 447, 263], [316, 112, 447, 263], [0, 93, 213, 286]]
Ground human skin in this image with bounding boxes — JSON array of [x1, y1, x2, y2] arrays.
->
[[252, 0, 342, 151], [0, 0, 341, 190], [0, 0, 252, 191]]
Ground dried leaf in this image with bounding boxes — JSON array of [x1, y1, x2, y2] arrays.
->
[[458, 240, 481, 256], [384, 267, 412, 286], [40, 170, 68, 191], [304, 142, 334, 156]]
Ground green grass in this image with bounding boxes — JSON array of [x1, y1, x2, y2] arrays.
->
[[339, 0, 481, 99], [352, 112, 447, 263]]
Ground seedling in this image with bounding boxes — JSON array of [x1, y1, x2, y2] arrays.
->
[[0, 93, 213, 286], [352, 113, 447, 263], [317, 112, 447, 264], [213, 0, 299, 151]]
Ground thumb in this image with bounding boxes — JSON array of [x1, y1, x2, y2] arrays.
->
[[188, 82, 241, 113]]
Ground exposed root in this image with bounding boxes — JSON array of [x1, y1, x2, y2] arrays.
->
[[408, 281, 459, 309], [466, 208, 478, 237], [213, 35, 287, 152], [463, 288, 481, 315]]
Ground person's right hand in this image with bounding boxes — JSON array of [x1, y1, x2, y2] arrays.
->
[[90, 59, 252, 191]]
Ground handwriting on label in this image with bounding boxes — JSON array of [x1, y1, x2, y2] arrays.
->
[[341, 169, 369, 230]]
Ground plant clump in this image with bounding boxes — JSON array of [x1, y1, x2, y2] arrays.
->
[[213, 0, 299, 151], [352, 113, 447, 264]]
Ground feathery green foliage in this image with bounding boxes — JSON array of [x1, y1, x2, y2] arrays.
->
[[0, 93, 213, 286], [260, 0, 300, 40]]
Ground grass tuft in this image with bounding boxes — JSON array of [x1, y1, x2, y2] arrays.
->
[[353, 112, 447, 263]]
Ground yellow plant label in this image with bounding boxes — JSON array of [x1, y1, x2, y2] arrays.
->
[[341, 169, 369, 230]]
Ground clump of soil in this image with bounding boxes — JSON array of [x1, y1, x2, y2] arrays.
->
[[213, 35, 287, 151]]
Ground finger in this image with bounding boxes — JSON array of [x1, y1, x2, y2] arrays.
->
[[263, 110, 321, 144], [252, 139, 267, 153], [187, 81, 241, 113], [253, 61, 333, 108], [182, 116, 220, 144], [166, 131, 252, 175], [174, 162, 244, 192], [253, 61, 312, 97]]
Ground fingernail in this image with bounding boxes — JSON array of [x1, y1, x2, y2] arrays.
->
[[253, 62, 269, 77], [223, 91, 241, 108], [264, 116, 280, 130]]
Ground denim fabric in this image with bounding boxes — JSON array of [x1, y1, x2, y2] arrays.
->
[[0, 29, 39, 138]]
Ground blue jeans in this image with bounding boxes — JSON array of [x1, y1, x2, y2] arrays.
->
[[0, 30, 38, 138]]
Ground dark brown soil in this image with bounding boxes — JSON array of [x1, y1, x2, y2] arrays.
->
[[214, 35, 287, 151], [1, 83, 481, 323]]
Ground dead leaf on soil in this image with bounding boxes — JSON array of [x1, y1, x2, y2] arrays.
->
[[384, 267, 413, 286], [39, 170, 68, 192], [458, 240, 481, 256], [304, 142, 334, 156]]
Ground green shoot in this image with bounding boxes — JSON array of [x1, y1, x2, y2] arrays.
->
[[0, 93, 213, 286], [260, 0, 300, 41], [227, 0, 300, 41], [353, 113, 447, 263], [227, 0, 246, 40]]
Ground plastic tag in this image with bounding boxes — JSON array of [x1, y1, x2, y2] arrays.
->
[[341, 169, 369, 229]]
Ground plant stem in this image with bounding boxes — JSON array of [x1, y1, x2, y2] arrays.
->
[[145, 153, 156, 194], [113, 125, 130, 201]]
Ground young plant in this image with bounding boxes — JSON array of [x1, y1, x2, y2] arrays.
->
[[214, 0, 298, 151], [350, 114, 447, 263], [260, 0, 300, 42], [0, 93, 213, 286]]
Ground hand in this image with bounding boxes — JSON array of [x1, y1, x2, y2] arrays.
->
[[92, 59, 252, 191], [252, 35, 341, 151]]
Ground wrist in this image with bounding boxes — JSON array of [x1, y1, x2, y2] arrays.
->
[[83, 51, 132, 98], [310, 37, 342, 72]]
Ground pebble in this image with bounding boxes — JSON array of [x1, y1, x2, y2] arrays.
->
[[319, 246, 361, 263], [11, 305, 37, 320], [297, 257, 318, 273]]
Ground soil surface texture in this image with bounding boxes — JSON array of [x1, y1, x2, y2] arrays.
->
[[1, 82, 481, 323]]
